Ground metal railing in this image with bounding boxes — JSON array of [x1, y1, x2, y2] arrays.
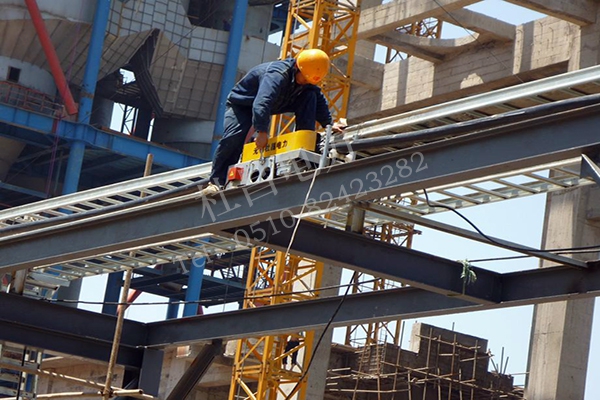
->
[[0, 81, 63, 117]]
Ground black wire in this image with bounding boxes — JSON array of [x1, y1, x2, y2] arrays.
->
[[470, 255, 530, 263], [284, 271, 358, 400], [422, 188, 600, 254], [45, 279, 361, 307]]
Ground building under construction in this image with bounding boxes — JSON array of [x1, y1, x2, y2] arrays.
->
[[1, 0, 600, 399]]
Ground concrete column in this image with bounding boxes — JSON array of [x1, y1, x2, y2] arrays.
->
[[354, 0, 381, 60], [305, 264, 343, 400], [526, 13, 600, 398], [525, 185, 599, 399]]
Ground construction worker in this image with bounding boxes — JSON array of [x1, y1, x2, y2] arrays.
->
[[282, 333, 303, 369], [200, 48, 346, 196]]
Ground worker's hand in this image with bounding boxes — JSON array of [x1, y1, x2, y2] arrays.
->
[[255, 131, 269, 150], [332, 119, 348, 134]]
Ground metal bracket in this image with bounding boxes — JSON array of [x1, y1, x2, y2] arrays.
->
[[580, 154, 600, 186]]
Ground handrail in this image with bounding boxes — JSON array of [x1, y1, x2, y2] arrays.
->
[[0, 81, 63, 117]]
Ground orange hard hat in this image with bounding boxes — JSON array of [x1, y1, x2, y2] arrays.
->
[[296, 49, 330, 84]]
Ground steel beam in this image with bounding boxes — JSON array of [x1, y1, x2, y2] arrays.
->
[[3, 105, 600, 272], [0, 104, 204, 169], [224, 219, 502, 304], [580, 154, 600, 187], [3, 261, 600, 353], [0, 293, 145, 367], [165, 340, 223, 400], [146, 257, 600, 346], [147, 288, 478, 345]]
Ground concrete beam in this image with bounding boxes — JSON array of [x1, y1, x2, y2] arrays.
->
[[349, 17, 573, 121], [370, 33, 446, 62], [504, 0, 597, 25], [357, 0, 482, 40], [437, 8, 516, 41], [369, 32, 485, 63]]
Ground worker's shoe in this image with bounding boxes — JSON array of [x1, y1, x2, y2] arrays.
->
[[198, 182, 221, 197]]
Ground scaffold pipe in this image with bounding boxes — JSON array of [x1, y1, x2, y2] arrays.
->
[[24, 0, 78, 116]]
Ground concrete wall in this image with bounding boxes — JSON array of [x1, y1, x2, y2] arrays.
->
[[37, 358, 124, 400], [0, 0, 95, 23], [0, 56, 56, 95], [349, 16, 577, 122]]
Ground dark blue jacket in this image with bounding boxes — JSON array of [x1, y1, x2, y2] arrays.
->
[[227, 58, 333, 132]]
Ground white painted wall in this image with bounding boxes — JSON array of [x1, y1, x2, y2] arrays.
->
[[0, 0, 95, 22], [0, 56, 56, 96]]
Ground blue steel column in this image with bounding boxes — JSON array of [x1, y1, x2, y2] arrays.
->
[[78, 0, 112, 126], [166, 300, 180, 319], [102, 272, 123, 315], [183, 258, 205, 317], [58, 0, 113, 306], [209, 0, 248, 157]]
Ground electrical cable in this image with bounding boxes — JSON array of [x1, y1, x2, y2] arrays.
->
[[333, 91, 600, 153], [284, 167, 320, 259], [471, 248, 600, 263], [469, 255, 530, 263], [422, 188, 600, 254], [46, 278, 363, 307]]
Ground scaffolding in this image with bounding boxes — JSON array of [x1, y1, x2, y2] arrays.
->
[[328, 324, 524, 400], [0, 343, 42, 400]]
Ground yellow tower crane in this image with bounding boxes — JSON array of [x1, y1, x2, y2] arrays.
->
[[229, 2, 441, 399], [228, 0, 360, 399]]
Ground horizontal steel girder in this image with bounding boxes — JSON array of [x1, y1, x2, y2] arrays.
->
[[0, 104, 204, 168], [2, 104, 600, 272], [3, 256, 600, 352], [225, 219, 600, 307], [147, 260, 600, 345], [0, 292, 145, 368], [224, 219, 501, 304]]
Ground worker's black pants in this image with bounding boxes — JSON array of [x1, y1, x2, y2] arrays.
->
[[209, 91, 320, 185], [209, 103, 253, 186]]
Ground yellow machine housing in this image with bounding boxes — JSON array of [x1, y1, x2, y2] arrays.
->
[[241, 130, 317, 162]]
